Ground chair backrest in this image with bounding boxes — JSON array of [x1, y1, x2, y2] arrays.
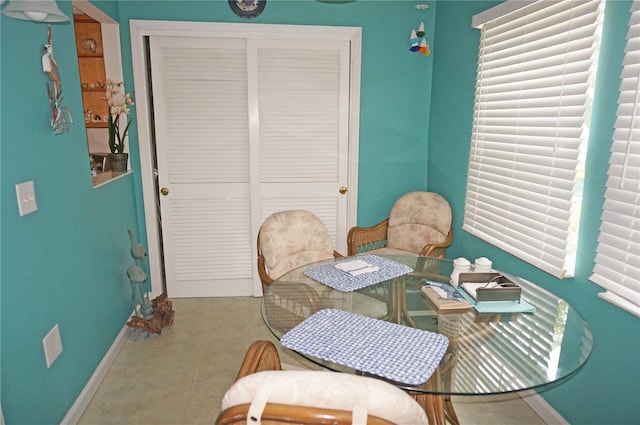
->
[[217, 340, 429, 425], [386, 191, 452, 254], [258, 210, 335, 280], [218, 370, 429, 425]]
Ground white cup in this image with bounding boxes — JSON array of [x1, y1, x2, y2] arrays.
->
[[474, 257, 492, 273]]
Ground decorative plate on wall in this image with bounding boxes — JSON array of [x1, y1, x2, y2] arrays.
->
[[228, 0, 267, 19]]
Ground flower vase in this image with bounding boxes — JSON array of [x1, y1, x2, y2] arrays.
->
[[109, 153, 128, 172]]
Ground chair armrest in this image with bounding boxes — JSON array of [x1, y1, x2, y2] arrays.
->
[[347, 218, 390, 256], [235, 341, 282, 381], [419, 226, 453, 259], [257, 253, 274, 290]]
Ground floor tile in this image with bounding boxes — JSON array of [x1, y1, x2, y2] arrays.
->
[[79, 297, 546, 425]]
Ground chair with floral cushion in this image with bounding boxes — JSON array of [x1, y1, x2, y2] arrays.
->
[[216, 340, 429, 425], [257, 210, 346, 332], [257, 210, 343, 290], [347, 191, 453, 259]]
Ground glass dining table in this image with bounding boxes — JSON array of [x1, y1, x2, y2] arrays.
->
[[261, 254, 593, 425]]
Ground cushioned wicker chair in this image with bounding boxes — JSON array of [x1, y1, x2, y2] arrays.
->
[[258, 210, 348, 333], [257, 210, 343, 290], [216, 340, 429, 425], [347, 191, 453, 258]]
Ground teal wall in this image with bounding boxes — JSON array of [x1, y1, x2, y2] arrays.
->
[[428, 1, 640, 424], [2, 0, 638, 424], [0, 2, 138, 424], [1, 1, 435, 423], [115, 0, 437, 228]]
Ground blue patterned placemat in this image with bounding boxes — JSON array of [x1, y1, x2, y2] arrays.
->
[[303, 255, 414, 292], [281, 309, 449, 385]]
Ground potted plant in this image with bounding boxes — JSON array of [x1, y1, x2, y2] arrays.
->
[[106, 79, 134, 172]]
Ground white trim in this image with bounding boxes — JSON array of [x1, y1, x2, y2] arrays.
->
[[519, 389, 569, 425], [71, 0, 117, 24], [130, 19, 361, 40], [347, 29, 361, 239], [61, 324, 131, 424], [130, 20, 361, 298], [471, 0, 537, 28], [101, 24, 123, 93]]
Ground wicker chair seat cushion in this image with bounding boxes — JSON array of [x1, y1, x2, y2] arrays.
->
[[222, 370, 428, 424], [260, 210, 335, 280], [387, 192, 452, 254]]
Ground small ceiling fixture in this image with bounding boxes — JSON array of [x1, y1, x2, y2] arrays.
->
[[2, 0, 69, 22]]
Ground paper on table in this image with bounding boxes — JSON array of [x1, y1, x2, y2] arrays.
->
[[460, 282, 487, 300], [335, 259, 379, 276]]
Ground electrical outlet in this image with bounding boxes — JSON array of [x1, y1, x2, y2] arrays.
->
[[43, 324, 63, 368]]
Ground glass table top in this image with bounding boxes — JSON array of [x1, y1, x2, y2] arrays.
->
[[261, 254, 593, 396]]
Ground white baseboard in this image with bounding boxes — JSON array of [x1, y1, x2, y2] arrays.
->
[[61, 324, 131, 425], [519, 389, 569, 425]]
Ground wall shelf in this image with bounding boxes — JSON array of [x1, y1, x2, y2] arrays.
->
[[86, 122, 108, 128]]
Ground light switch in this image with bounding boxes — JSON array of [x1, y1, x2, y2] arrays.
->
[[16, 181, 38, 216]]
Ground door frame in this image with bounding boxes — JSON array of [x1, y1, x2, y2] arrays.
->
[[130, 20, 361, 297]]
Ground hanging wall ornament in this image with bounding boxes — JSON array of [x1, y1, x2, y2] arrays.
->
[[409, 29, 420, 52], [42, 25, 72, 134], [408, 20, 431, 57], [419, 38, 431, 57], [409, 29, 420, 44]]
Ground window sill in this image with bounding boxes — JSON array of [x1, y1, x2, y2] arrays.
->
[[598, 291, 640, 318], [92, 170, 132, 188]]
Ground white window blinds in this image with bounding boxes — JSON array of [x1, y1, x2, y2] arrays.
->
[[464, 0, 604, 278], [590, 1, 640, 317]]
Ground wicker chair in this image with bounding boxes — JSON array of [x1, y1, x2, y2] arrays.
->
[[347, 191, 453, 258], [258, 210, 347, 332], [257, 210, 343, 290], [216, 341, 429, 425]]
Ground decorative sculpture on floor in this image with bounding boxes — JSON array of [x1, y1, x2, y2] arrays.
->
[[125, 229, 174, 340]]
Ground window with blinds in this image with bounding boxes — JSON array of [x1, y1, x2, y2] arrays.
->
[[590, 1, 640, 318], [464, 1, 604, 279]]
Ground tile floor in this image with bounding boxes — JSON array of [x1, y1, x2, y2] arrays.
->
[[78, 297, 547, 424]]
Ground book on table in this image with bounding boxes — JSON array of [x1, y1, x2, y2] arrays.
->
[[421, 281, 473, 311]]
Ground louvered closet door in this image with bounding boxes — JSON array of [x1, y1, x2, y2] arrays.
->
[[149, 37, 254, 297], [149, 35, 354, 297], [254, 39, 350, 252]]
